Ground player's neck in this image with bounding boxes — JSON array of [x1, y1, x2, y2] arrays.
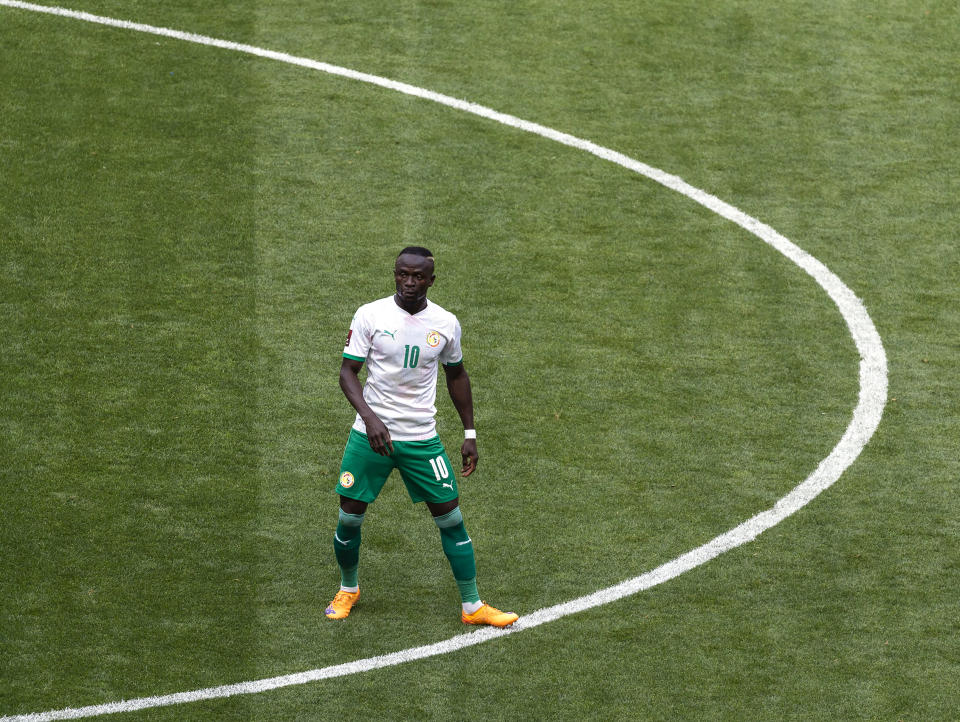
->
[[394, 293, 428, 315]]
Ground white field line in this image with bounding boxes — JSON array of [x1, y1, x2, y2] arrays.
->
[[0, 2, 889, 720]]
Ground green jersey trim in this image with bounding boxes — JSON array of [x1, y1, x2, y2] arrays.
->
[[343, 352, 366, 362], [442, 358, 464, 367]]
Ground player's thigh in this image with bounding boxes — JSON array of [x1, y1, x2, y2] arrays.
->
[[395, 437, 458, 504], [336, 429, 395, 503]]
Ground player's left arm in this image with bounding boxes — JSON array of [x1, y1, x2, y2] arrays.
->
[[444, 362, 478, 477]]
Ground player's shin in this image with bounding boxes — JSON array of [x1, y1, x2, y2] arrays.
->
[[334, 509, 364, 589], [433, 507, 480, 604]]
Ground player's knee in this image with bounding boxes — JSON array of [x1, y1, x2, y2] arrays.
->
[[340, 496, 368, 515], [432, 506, 463, 529]]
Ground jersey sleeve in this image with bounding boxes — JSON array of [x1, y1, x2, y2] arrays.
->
[[439, 318, 463, 366], [343, 307, 372, 361]]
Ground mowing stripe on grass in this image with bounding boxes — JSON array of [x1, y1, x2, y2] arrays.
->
[[0, 2, 889, 720]]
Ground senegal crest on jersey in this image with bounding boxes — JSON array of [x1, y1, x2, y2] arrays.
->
[[426, 331, 441, 347]]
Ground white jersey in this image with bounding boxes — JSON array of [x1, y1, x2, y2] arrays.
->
[[343, 295, 463, 441]]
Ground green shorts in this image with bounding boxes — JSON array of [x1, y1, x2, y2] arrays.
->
[[336, 429, 459, 504]]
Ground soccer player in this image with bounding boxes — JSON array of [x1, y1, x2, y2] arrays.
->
[[325, 246, 518, 628]]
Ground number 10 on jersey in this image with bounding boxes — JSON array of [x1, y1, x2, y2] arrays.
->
[[403, 344, 420, 368]]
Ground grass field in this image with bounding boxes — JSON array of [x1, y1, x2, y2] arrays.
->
[[1, 0, 958, 719]]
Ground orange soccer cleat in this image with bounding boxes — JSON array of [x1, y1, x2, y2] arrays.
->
[[461, 602, 519, 628], [324, 589, 360, 620]]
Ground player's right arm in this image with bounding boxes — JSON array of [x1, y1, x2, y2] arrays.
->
[[339, 357, 393, 455]]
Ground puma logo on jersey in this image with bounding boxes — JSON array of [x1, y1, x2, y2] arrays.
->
[[441, 482, 454, 490], [379, 329, 398, 339]]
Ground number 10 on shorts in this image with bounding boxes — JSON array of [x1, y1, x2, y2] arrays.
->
[[429, 456, 449, 481]]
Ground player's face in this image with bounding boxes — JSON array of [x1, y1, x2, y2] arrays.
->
[[394, 254, 435, 311]]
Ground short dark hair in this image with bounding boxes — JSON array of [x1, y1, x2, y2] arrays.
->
[[398, 246, 434, 259]]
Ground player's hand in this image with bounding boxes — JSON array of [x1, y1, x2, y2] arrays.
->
[[363, 416, 393, 456], [460, 439, 478, 477]]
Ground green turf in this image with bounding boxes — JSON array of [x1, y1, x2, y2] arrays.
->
[[1, 0, 958, 719]]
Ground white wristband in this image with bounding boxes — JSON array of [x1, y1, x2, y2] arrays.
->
[[464, 429, 477, 440]]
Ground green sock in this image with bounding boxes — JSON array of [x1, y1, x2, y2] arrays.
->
[[434, 507, 480, 604], [334, 509, 364, 588]]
